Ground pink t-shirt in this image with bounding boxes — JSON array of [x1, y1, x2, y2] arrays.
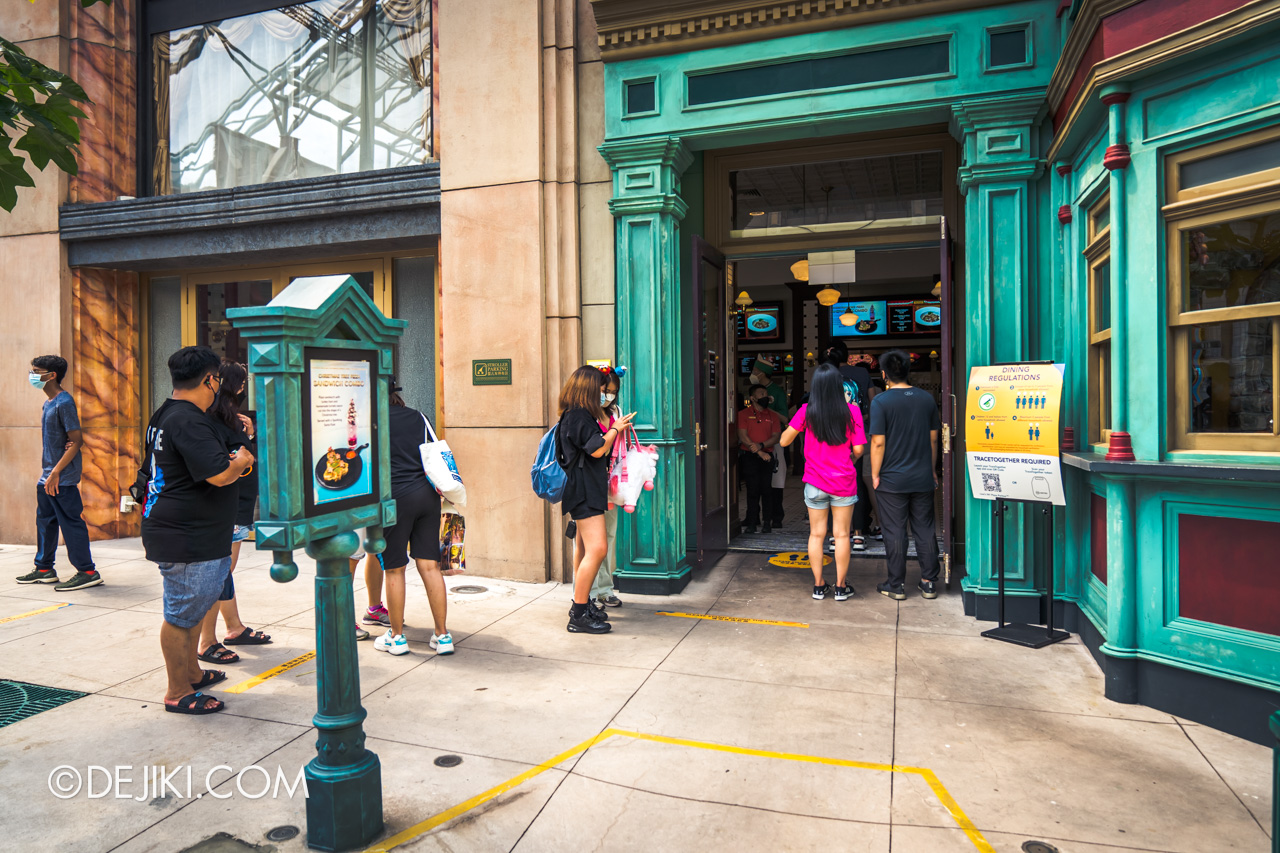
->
[[790, 402, 867, 497]]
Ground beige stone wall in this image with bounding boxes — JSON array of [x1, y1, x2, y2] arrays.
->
[[437, 0, 612, 583]]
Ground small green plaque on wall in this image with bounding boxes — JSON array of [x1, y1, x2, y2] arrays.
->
[[472, 359, 512, 385]]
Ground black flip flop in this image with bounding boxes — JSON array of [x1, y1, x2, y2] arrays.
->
[[197, 642, 240, 664], [191, 669, 226, 690], [164, 692, 224, 715], [223, 627, 272, 646]]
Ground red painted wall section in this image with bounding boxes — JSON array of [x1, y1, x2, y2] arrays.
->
[[1090, 492, 1107, 584], [1179, 515, 1280, 636], [1053, 0, 1254, 131]]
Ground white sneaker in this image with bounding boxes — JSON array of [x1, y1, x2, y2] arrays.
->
[[430, 632, 455, 655], [374, 629, 409, 656]]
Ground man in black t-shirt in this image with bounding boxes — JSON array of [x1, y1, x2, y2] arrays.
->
[[869, 349, 942, 601], [142, 346, 254, 716]]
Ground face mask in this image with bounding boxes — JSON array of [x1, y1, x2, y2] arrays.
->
[[600, 394, 609, 406], [28, 371, 48, 390], [749, 374, 762, 385], [604, 393, 617, 404], [753, 396, 768, 408]]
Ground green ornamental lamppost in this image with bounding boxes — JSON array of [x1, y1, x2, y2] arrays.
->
[[229, 276, 405, 852]]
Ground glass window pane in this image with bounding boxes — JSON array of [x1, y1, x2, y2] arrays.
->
[[625, 80, 655, 115], [155, 0, 432, 195], [195, 280, 274, 365], [1181, 137, 1280, 190], [1182, 213, 1280, 312], [1188, 320, 1274, 433], [989, 29, 1026, 67], [730, 151, 943, 236], [1089, 201, 1109, 238], [1092, 259, 1110, 333]]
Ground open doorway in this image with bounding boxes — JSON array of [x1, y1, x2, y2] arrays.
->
[[719, 242, 954, 562]]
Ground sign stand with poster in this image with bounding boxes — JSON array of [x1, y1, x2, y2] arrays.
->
[[229, 275, 406, 852], [965, 361, 1071, 649]]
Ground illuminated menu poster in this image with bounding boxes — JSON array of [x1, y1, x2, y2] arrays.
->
[[305, 350, 376, 515], [888, 301, 915, 334], [830, 300, 888, 337], [913, 300, 942, 332]]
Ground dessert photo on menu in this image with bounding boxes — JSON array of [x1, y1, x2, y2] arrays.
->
[[309, 357, 374, 506]]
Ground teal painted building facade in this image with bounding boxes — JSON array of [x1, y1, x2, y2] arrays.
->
[[588, 0, 1280, 742]]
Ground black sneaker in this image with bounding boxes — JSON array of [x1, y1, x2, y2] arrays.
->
[[55, 571, 103, 591], [742, 524, 757, 535], [569, 602, 609, 622], [833, 584, 855, 601], [877, 581, 906, 600], [761, 524, 772, 534], [918, 580, 938, 600], [567, 610, 612, 634], [16, 569, 59, 584], [812, 583, 831, 600]]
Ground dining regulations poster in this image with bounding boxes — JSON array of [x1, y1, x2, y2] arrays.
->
[[964, 363, 1066, 505]]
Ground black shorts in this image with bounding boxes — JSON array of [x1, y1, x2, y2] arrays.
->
[[379, 483, 441, 570]]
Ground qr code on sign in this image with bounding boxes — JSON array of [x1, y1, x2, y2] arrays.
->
[[981, 473, 1002, 493]]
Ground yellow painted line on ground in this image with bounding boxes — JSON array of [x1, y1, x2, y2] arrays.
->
[[223, 651, 316, 694], [0, 602, 71, 624], [768, 551, 832, 568], [656, 611, 808, 628], [367, 727, 994, 853]]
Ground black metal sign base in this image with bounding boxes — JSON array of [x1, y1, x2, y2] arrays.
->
[[982, 499, 1072, 649], [982, 623, 1071, 648]]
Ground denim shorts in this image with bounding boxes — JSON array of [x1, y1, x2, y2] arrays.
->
[[803, 483, 858, 510], [231, 524, 253, 543], [158, 557, 233, 629]]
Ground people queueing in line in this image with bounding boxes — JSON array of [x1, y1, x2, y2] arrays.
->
[[16, 355, 102, 590], [558, 365, 634, 634], [591, 367, 626, 608], [196, 360, 272, 664], [870, 349, 943, 601], [780, 362, 866, 601], [350, 540, 386, 641], [747, 358, 788, 528], [824, 341, 880, 552], [143, 346, 254, 715], [737, 383, 782, 534], [371, 386, 454, 657]]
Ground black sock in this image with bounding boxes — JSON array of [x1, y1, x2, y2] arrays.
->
[[570, 602, 590, 616]]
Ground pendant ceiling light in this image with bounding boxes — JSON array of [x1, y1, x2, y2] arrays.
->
[[839, 306, 859, 326], [932, 279, 942, 298], [816, 287, 841, 307], [790, 259, 809, 281]]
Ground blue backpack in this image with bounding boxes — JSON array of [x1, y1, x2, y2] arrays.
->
[[531, 424, 568, 503]]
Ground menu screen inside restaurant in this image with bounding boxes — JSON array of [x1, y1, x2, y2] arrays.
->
[[831, 297, 940, 337]]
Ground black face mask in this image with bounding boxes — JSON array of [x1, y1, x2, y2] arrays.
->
[[752, 396, 769, 408]]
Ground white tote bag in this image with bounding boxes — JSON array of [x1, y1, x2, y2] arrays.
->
[[420, 414, 467, 507]]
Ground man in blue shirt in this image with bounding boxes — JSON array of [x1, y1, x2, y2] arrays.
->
[[15, 355, 102, 590]]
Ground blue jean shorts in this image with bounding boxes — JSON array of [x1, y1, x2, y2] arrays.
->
[[803, 483, 858, 510], [158, 557, 233, 629], [232, 524, 253, 543]]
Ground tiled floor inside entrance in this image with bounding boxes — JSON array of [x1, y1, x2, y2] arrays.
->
[[0, 541, 1272, 852]]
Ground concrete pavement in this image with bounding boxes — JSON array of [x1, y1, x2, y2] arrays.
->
[[0, 540, 1271, 852]]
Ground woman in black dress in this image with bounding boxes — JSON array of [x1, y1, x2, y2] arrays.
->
[[558, 366, 633, 634]]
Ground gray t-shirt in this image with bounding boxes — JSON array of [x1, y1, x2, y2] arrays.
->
[[40, 391, 82, 487], [869, 386, 940, 494]]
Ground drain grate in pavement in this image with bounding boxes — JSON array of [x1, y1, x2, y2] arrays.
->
[[434, 754, 463, 767], [265, 825, 300, 842], [0, 680, 86, 729], [1022, 843, 1060, 853], [451, 585, 487, 595]]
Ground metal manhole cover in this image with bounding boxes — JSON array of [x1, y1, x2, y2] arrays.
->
[[1022, 843, 1060, 853], [452, 585, 488, 595], [434, 754, 463, 767], [0, 680, 86, 729], [265, 826, 300, 842]]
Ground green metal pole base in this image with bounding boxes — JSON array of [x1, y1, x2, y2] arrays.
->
[[304, 750, 383, 852]]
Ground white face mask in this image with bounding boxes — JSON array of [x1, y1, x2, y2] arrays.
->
[[749, 374, 762, 385], [604, 393, 617, 404]]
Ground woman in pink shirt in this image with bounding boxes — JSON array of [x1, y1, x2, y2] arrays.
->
[[779, 363, 867, 601]]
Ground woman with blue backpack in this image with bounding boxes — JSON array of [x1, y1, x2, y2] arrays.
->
[[591, 366, 626, 608], [557, 366, 633, 634]]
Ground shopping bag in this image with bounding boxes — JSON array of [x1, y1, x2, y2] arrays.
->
[[607, 428, 658, 513], [420, 413, 467, 507], [770, 444, 786, 489], [440, 507, 466, 575]]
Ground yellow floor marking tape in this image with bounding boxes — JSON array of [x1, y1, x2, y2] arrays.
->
[[656, 611, 808, 628], [0, 602, 71, 625], [223, 651, 316, 694], [365, 727, 994, 853], [768, 552, 832, 568]]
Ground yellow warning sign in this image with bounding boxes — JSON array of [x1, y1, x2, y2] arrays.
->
[[768, 552, 832, 568]]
